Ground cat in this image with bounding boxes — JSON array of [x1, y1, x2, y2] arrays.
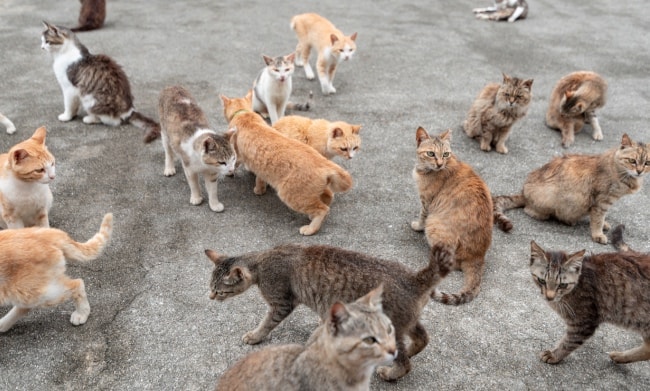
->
[[252, 53, 311, 125], [473, 0, 529, 22], [529, 240, 650, 364], [0, 213, 113, 332], [215, 285, 397, 391], [545, 71, 608, 148], [158, 85, 236, 212], [411, 127, 493, 305], [0, 126, 55, 229], [463, 73, 533, 154], [273, 115, 362, 160], [220, 91, 352, 236], [41, 22, 161, 143], [0, 113, 16, 134], [205, 243, 453, 381], [290, 13, 357, 95], [493, 133, 649, 244], [71, 0, 106, 32]]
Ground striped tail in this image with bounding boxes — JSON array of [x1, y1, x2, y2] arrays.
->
[[128, 111, 161, 143], [492, 194, 525, 232], [432, 260, 484, 306], [416, 244, 454, 289], [610, 224, 630, 252], [287, 91, 313, 112], [61, 213, 113, 262]]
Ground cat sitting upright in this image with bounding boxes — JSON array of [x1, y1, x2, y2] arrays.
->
[[41, 22, 161, 143], [0, 213, 113, 332], [0, 127, 55, 229], [473, 0, 529, 22], [290, 13, 357, 95], [158, 86, 236, 212], [0, 113, 16, 134]]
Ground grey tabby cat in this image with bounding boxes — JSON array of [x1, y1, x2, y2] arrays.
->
[[473, 0, 529, 22], [205, 243, 453, 381], [158, 85, 236, 212], [215, 285, 396, 391], [530, 240, 650, 364], [41, 22, 161, 143]]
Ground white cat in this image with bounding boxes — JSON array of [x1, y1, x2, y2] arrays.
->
[[0, 113, 16, 134], [473, 0, 528, 22]]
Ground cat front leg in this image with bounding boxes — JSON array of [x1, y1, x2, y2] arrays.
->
[[316, 57, 335, 95], [541, 322, 597, 364], [410, 201, 427, 231], [589, 205, 609, 244], [254, 176, 267, 195], [508, 6, 526, 22], [205, 174, 224, 212], [181, 166, 203, 205], [58, 90, 80, 122], [0, 307, 31, 332], [609, 337, 650, 363], [586, 111, 603, 141], [560, 123, 576, 148], [35, 209, 50, 228], [479, 131, 494, 152], [243, 303, 294, 344]]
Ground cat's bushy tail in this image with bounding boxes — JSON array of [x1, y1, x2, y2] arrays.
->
[[431, 256, 484, 306], [327, 166, 353, 193], [287, 91, 313, 112], [492, 194, 525, 232], [128, 111, 161, 143], [62, 213, 113, 262], [416, 244, 453, 289], [611, 224, 630, 252]]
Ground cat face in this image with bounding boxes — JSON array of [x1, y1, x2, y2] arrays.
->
[[205, 250, 254, 301], [7, 127, 56, 184], [496, 74, 533, 111], [263, 53, 295, 83], [327, 123, 361, 159], [529, 241, 584, 302], [560, 91, 588, 116], [615, 134, 650, 178], [41, 21, 72, 53], [330, 33, 357, 63], [415, 127, 453, 172], [202, 136, 237, 176]]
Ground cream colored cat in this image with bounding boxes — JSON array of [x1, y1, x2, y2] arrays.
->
[[273, 115, 362, 160], [291, 13, 357, 95], [0, 213, 113, 331], [0, 113, 16, 134], [0, 127, 55, 229]]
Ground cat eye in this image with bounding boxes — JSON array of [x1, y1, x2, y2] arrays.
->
[[219, 162, 227, 165], [442, 152, 450, 158], [362, 336, 378, 345], [35, 168, 46, 173], [645, 161, 650, 166], [536, 277, 546, 285], [628, 158, 637, 164], [558, 283, 568, 289], [340, 147, 348, 151], [426, 151, 435, 157]]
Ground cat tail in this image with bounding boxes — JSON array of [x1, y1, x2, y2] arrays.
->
[[286, 91, 313, 112], [492, 194, 525, 232], [431, 259, 484, 306], [128, 111, 161, 143], [610, 224, 630, 252], [62, 213, 113, 262], [416, 244, 454, 290], [327, 166, 353, 193]]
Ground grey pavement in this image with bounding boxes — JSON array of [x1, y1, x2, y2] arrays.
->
[[1, 0, 650, 390]]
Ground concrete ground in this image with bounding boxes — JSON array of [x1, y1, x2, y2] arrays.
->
[[1, 0, 649, 390]]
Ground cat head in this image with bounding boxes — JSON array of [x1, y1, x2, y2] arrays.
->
[[6, 126, 56, 184], [615, 134, 650, 178], [496, 73, 533, 111], [415, 127, 453, 172], [322, 285, 397, 369], [327, 122, 362, 159], [41, 21, 83, 55], [329, 32, 357, 63], [262, 53, 295, 83], [201, 134, 237, 176], [220, 91, 253, 124], [560, 90, 588, 116], [205, 249, 254, 301], [529, 241, 585, 302]]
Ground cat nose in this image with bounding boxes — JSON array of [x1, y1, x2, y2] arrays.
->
[[545, 290, 556, 301], [209, 291, 216, 300]]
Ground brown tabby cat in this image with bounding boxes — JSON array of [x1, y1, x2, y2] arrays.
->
[[220, 91, 352, 235], [206, 243, 453, 381], [463, 73, 533, 154], [0, 213, 113, 331], [272, 115, 362, 160], [290, 13, 357, 95], [546, 71, 608, 148], [411, 127, 493, 305], [493, 133, 649, 244], [529, 240, 650, 364], [215, 286, 397, 391], [0, 127, 55, 229], [71, 0, 106, 32]]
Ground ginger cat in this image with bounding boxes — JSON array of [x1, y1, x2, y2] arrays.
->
[[0, 113, 16, 134], [0, 127, 55, 229], [220, 91, 352, 235], [273, 115, 362, 160], [411, 127, 493, 305], [215, 286, 397, 391], [290, 13, 357, 95], [0, 213, 113, 332]]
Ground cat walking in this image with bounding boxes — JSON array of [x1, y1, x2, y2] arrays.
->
[[0, 213, 113, 332], [206, 243, 452, 381], [215, 286, 397, 391], [0, 113, 16, 134], [41, 22, 161, 143], [473, 0, 528, 22], [493, 133, 649, 244], [158, 86, 236, 212]]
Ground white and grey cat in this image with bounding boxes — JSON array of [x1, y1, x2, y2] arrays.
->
[[41, 22, 161, 143], [474, 0, 528, 22], [0, 113, 16, 134], [158, 85, 236, 212]]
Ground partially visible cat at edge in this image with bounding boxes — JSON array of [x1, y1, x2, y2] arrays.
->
[[206, 243, 453, 381], [0, 127, 55, 229], [273, 115, 362, 160], [0, 213, 113, 332], [546, 70, 608, 148], [0, 113, 16, 134], [158, 85, 236, 212], [529, 239, 650, 365], [71, 0, 106, 32], [41, 22, 161, 143], [290, 13, 357, 95], [493, 133, 650, 244], [215, 286, 397, 391], [473, 0, 529, 22]]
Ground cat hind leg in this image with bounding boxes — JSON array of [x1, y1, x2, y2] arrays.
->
[[67, 278, 91, 326], [609, 338, 650, 363], [0, 307, 31, 332], [406, 322, 429, 358]]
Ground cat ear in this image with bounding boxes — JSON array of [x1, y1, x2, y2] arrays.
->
[[31, 126, 47, 144], [439, 129, 452, 143], [330, 34, 339, 44], [204, 249, 224, 265], [42, 21, 56, 33], [262, 55, 274, 66], [285, 52, 296, 63], [331, 127, 344, 138], [415, 126, 430, 146], [621, 133, 633, 148], [351, 125, 361, 134], [11, 149, 30, 165], [203, 138, 216, 153], [328, 302, 350, 336], [245, 90, 253, 103], [529, 241, 547, 265], [224, 127, 237, 141], [502, 73, 511, 83], [564, 250, 586, 273], [523, 79, 534, 90], [229, 267, 246, 281], [359, 284, 384, 310], [219, 94, 230, 107], [564, 90, 574, 99], [350, 32, 358, 41]]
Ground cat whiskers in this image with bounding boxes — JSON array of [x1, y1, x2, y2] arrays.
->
[[552, 299, 576, 319]]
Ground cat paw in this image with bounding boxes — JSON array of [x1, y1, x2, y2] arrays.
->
[[242, 331, 264, 345], [603, 221, 611, 231], [496, 146, 509, 154], [163, 168, 176, 176], [299, 225, 319, 236], [377, 364, 407, 381], [480, 143, 492, 152], [83, 115, 100, 124], [190, 196, 203, 206], [592, 131, 604, 141], [410, 221, 425, 231], [540, 350, 563, 364], [5, 125, 16, 134], [253, 186, 267, 195], [58, 113, 74, 122], [70, 311, 89, 326], [608, 351, 635, 363], [209, 201, 225, 213], [592, 233, 608, 244]]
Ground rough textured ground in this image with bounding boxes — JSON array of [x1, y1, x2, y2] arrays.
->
[[1, 0, 649, 390]]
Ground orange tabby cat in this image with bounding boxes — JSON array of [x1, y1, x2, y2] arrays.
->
[[0, 213, 113, 332], [272, 115, 362, 160], [290, 13, 357, 95], [0, 126, 55, 229], [220, 91, 353, 235]]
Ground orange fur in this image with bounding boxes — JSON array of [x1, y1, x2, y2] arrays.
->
[[220, 91, 352, 235]]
